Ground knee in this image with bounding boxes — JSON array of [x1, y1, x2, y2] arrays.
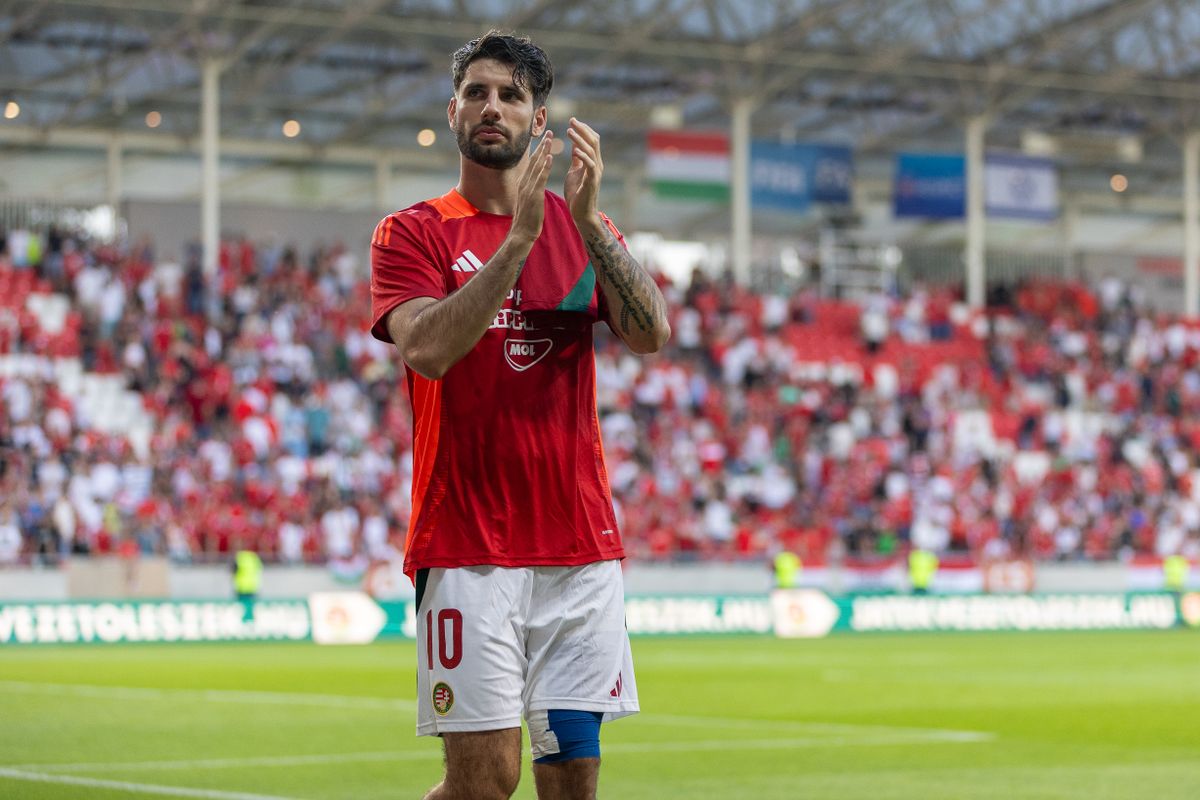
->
[[487, 762, 521, 800], [443, 760, 519, 800]]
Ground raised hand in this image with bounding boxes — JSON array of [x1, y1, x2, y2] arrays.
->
[[565, 118, 602, 227], [510, 130, 556, 246], [564, 117, 670, 355]]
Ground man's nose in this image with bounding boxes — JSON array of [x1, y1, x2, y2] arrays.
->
[[481, 91, 501, 119]]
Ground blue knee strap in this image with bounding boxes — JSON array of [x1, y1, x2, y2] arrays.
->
[[532, 710, 603, 764]]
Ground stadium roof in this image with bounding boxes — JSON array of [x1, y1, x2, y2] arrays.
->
[[3, 1, 1200, 211]]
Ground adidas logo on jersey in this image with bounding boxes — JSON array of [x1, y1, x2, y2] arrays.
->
[[450, 249, 484, 273]]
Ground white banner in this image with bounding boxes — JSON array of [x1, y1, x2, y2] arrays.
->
[[0, 601, 310, 645], [771, 589, 839, 638], [309, 592, 387, 646], [985, 155, 1058, 221], [849, 594, 1177, 632], [624, 596, 772, 635]]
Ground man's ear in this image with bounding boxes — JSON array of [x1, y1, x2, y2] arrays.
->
[[532, 104, 547, 137], [447, 97, 457, 130]]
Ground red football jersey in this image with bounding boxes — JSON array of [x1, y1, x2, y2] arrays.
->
[[370, 188, 624, 579]]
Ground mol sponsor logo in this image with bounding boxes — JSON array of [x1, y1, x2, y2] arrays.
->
[[504, 338, 553, 371]]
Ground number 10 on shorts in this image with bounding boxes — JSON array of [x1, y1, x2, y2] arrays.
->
[[426, 609, 463, 670]]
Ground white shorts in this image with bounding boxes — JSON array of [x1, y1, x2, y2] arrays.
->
[[415, 560, 639, 737]]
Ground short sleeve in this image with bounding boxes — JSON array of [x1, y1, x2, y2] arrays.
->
[[369, 212, 446, 343], [600, 212, 625, 246]]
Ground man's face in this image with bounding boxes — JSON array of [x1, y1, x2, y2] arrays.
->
[[449, 58, 546, 170]]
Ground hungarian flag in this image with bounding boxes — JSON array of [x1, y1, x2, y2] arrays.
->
[[646, 130, 730, 201]]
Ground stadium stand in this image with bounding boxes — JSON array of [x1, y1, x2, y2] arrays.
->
[[2, 226, 1199, 569]]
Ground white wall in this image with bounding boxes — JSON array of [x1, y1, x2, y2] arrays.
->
[[0, 562, 1153, 602]]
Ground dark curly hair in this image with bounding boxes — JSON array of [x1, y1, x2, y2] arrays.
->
[[451, 31, 554, 108]]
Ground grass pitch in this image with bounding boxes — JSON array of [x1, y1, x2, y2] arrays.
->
[[1, 631, 1198, 799]]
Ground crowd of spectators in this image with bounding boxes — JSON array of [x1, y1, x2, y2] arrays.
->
[[2, 224, 1199, 569]]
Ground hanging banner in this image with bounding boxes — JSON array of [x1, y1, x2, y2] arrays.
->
[[646, 130, 730, 201], [894, 152, 1059, 221], [894, 153, 965, 219], [985, 154, 1058, 221], [751, 141, 811, 212], [810, 144, 854, 204], [750, 142, 854, 211]]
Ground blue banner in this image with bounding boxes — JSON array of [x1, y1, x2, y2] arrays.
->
[[809, 144, 854, 204], [751, 141, 811, 212], [894, 153, 965, 219], [750, 142, 853, 211]]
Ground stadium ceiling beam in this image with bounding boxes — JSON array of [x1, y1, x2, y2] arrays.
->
[[725, 0, 878, 102], [39, 0, 1200, 102], [45, 0, 233, 128], [0, 122, 454, 170], [749, 0, 969, 107], [981, 0, 1165, 114], [48, 0, 594, 148], [967, 0, 1148, 66], [318, 0, 613, 148], [707, 0, 773, 42], [548, 0, 705, 79], [228, 0, 392, 107], [962, 0, 1180, 143], [741, 0, 1007, 146], [671, 0, 972, 135], [503, 0, 584, 28], [0, 119, 657, 184], [0, 1, 52, 47], [783, 0, 1171, 154], [702, 0, 732, 43], [10, 11, 157, 92], [745, 0, 867, 57]]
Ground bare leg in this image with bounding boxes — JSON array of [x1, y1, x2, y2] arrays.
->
[[423, 728, 522, 800], [532, 757, 600, 800]]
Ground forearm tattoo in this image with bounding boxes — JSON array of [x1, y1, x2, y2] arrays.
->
[[585, 229, 665, 336]]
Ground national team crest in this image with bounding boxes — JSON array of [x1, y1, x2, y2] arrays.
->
[[504, 338, 553, 372], [432, 682, 454, 715]]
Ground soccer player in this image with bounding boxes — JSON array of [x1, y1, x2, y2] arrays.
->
[[369, 31, 670, 800]]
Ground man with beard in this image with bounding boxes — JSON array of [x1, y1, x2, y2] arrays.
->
[[369, 31, 670, 800]]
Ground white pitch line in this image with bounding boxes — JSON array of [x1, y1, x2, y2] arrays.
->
[[0, 681, 415, 711], [1, 682, 992, 745], [5, 730, 991, 776], [8, 750, 439, 774], [605, 734, 993, 754], [0, 767, 303, 800], [1, 681, 992, 742], [642, 712, 993, 741]]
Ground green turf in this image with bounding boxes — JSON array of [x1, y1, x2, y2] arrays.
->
[[1, 631, 1198, 799]]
